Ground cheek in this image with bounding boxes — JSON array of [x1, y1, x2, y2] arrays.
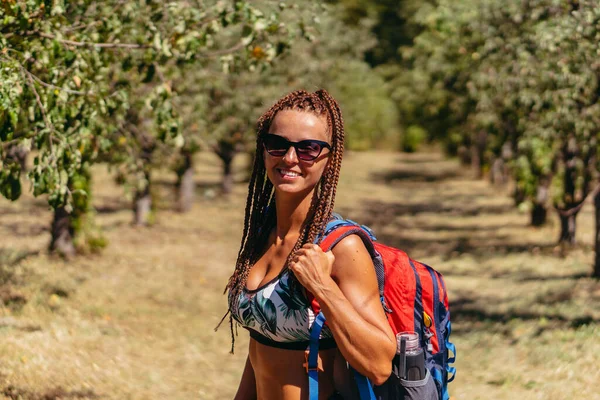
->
[[263, 150, 276, 170], [304, 160, 329, 182]]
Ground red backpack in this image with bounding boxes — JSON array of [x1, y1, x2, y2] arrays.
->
[[311, 214, 456, 400]]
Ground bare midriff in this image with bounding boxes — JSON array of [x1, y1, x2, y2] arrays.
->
[[249, 338, 353, 400]]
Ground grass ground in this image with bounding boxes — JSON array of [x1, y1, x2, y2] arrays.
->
[[0, 150, 599, 400]]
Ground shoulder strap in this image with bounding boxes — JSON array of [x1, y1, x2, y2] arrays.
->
[[318, 224, 375, 253], [308, 311, 326, 400]]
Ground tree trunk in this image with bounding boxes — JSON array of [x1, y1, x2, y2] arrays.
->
[[531, 204, 547, 227], [7, 144, 28, 172], [215, 139, 237, 196], [457, 145, 470, 166], [470, 144, 481, 179], [531, 177, 550, 226], [490, 157, 505, 186], [133, 171, 152, 226], [176, 152, 195, 213], [558, 139, 578, 244], [501, 142, 513, 183], [594, 189, 600, 278], [131, 118, 155, 226], [470, 130, 487, 179], [558, 213, 577, 245], [49, 206, 76, 258], [222, 158, 234, 195]]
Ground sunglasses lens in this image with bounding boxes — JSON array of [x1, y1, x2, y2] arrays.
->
[[263, 135, 289, 156], [296, 142, 322, 160]]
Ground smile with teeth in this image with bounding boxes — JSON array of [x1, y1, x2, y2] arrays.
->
[[277, 168, 302, 178]]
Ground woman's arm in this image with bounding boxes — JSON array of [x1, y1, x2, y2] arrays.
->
[[233, 355, 257, 400], [290, 236, 396, 385]]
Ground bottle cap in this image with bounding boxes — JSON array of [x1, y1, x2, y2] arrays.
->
[[396, 331, 420, 354]]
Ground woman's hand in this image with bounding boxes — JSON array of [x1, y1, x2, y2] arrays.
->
[[289, 243, 335, 295]]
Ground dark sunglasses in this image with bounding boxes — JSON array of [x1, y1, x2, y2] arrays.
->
[[263, 133, 332, 161]]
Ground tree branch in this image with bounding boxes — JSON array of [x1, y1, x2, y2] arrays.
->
[[27, 68, 90, 96], [201, 41, 247, 58], [1, 138, 25, 151], [21, 64, 55, 154], [554, 182, 600, 217], [3, 54, 56, 155], [1, 54, 90, 96], [38, 32, 150, 49]]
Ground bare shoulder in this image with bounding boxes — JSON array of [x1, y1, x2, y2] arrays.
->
[[330, 234, 375, 280], [331, 234, 369, 258]]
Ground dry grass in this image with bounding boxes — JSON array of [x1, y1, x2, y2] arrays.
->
[[0, 150, 598, 400]]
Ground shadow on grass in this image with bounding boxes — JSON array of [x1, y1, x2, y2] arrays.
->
[[390, 154, 447, 164], [358, 200, 515, 220], [1, 222, 48, 237], [452, 305, 598, 331], [352, 198, 555, 259], [0, 201, 48, 217], [449, 289, 598, 338], [373, 168, 463, 183], [1, 386, 100, 400], [370, 155, 464, 183], [0, 248, 39, 268], [95, 198, 131, 215], [515, 271, 590, 282]]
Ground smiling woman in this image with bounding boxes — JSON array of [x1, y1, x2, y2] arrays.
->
[[220, 89, 398, 400]]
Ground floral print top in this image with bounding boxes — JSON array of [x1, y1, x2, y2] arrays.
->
[[229, 269, 334, 347]]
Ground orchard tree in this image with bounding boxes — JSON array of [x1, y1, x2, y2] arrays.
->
[[0, 0, 296, 254]]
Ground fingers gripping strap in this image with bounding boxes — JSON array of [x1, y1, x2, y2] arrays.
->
[[308, 312, 326, 400]]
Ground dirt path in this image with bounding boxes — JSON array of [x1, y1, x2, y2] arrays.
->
[[1, 150, 598, 399]]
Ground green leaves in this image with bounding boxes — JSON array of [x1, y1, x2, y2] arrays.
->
[[0, 0, 295, 208], [398, 0, 600, 209]]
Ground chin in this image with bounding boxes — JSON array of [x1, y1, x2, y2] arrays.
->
[[273, 182, 309, 194], [270, 178, 317, 196]]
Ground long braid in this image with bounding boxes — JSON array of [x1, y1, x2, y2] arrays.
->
[[221, 89, 345, 352]]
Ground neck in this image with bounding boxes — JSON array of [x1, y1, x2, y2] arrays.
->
[[274, 188, 316, 241]]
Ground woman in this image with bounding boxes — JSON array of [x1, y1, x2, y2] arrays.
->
[[225, 89, 397, 399]]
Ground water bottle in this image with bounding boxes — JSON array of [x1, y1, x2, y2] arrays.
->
[[393, 331, 426, 381]]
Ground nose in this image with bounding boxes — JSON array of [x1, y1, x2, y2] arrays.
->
[[282, 145, 298, 164]]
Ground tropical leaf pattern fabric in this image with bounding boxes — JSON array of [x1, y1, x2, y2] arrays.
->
[[229, 270, 334, 342]]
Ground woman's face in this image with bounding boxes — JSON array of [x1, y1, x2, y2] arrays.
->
[[263, 109, 331, 195]]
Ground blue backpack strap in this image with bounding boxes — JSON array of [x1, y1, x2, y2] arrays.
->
[[352, 368, 376, 400], [308, 312, 326, 400], [308, 312, 376, 400]]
